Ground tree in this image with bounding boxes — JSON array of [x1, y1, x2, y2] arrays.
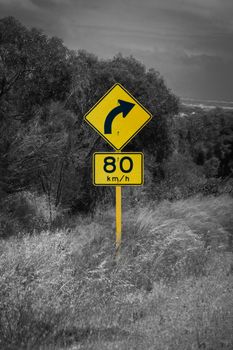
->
[[0, 17, 180, 213], [0, 17, 72, 195]]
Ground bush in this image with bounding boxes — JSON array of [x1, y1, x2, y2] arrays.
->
[[0, 192, 56, 237], [204, 156, 220, 178], [151, 153, 206, 200]]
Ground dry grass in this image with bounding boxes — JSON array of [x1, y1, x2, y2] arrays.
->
[[0, 194, 233, 349]]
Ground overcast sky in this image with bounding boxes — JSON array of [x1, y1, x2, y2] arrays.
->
[[0, 0, 233, 101]]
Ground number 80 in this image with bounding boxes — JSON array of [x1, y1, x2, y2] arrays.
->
[[103, 156, 133, 173]]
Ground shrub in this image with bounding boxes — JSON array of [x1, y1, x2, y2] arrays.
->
[[0, 192, 56, 237], [204, 156, 220, 178], [151, 153, 206, 201]]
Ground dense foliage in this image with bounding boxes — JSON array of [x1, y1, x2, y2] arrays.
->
[[0, 16, 233, 225], [173, 107, 233, 178], [0, 16, 179, 213]]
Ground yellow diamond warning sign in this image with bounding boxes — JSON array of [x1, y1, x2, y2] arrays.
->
[[84, 83, 152, 150], [93, 152, 143, 186]]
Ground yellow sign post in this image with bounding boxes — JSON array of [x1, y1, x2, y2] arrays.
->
[[84, 83, 152, 254], [116, 185, 122, 254]]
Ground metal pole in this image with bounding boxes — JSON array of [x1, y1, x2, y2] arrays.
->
[[115, 185, 122, 255]]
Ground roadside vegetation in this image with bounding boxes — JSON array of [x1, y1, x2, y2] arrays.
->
[[1, 16, 233, 349], [1, 194, 233, 349]]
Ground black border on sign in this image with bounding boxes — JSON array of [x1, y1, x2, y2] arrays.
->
[[84, 83, 152, 150], [93, 152, 144, 186]]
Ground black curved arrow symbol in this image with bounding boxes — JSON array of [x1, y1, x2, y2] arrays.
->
[[104, 99, 135, 134]]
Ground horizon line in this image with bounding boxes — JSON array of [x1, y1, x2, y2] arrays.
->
[[181, 97, 233, 104]]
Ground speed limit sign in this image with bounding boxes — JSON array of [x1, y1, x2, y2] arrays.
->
[[84, 83, 152, 254], [93, 152, 143, 186]]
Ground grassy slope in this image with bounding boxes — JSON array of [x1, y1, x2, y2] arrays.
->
[[0, 194, 233, 349]]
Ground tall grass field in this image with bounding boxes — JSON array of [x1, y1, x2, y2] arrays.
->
[[0, 194, 233, 349]]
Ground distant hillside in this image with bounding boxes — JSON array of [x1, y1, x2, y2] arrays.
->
[[181, 97, 233, 111]]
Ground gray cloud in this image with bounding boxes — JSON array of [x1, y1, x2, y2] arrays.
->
[[0, 0, 232, 100]]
